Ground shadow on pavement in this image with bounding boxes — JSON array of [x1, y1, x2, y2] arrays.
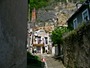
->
[[52, 55, 64, 64]]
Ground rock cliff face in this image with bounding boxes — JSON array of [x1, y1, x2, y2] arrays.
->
[[63, 23, 90, 68], [35, 2, 76, 32], [0, 0, 27, 68]]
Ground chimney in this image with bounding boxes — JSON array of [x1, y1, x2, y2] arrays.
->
[[76, 3, 82, 9], [31, 8, 36, 23]]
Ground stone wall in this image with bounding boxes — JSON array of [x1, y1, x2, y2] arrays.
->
[[0, 0, 27, 68], [63, 23, 90, 68]]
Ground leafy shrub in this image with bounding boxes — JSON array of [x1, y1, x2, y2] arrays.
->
[[27, 52, 42, 66]]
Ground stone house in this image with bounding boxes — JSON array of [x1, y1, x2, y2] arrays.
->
[[33, 29, 51, 54], [67, 0, 90, 30]]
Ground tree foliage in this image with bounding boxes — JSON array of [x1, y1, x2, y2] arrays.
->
[[29, 0, 50, 13], [29, 0, 85, 13], [51, 26, 69, 44], [79, 0, 85, 3]]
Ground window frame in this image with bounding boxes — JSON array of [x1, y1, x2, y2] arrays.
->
[[73, 18, 78, 29], [82, 9, 89, 21]]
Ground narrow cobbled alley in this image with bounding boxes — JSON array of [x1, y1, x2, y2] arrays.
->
[[37, 54, 65, 68]]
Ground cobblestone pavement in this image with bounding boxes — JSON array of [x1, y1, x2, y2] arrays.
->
[[37, 53, 65, 68]]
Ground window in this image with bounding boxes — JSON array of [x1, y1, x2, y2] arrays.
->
[[38, 36, 41, 44], [73, 18, 78, 29], [82, 9, 89, 22], [45, 37, 48, 44]]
